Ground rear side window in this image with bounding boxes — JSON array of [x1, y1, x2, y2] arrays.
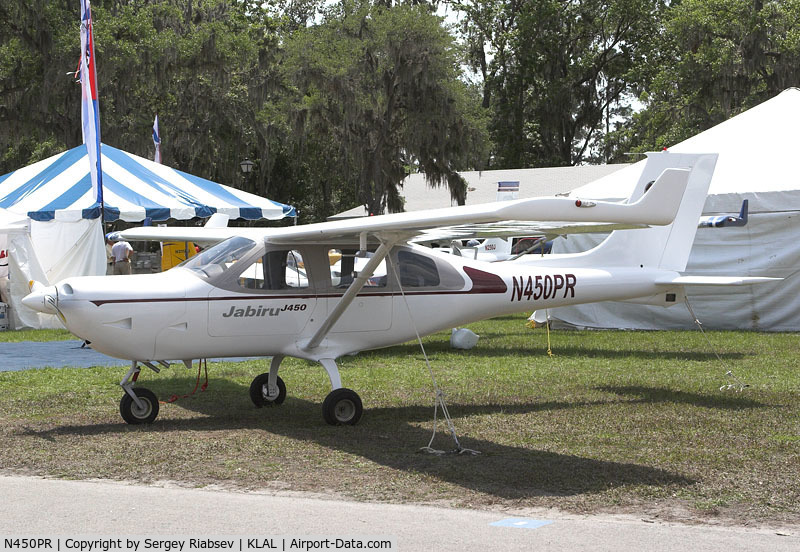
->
[[397, 250, 440, 287]]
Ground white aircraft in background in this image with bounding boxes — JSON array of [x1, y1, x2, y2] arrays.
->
[[22, 153, 780, 426], [439, 199, 750, 263]]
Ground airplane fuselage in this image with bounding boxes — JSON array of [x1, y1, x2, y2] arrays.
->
[[20, 153, 742, 426], [44, 242, 676, 363]]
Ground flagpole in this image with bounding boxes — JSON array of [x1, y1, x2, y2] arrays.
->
[[79, 0, 104, 229], [153, 115, 161, 164]]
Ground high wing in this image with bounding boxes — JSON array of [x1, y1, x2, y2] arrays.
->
[[114, 166, 690, 246]]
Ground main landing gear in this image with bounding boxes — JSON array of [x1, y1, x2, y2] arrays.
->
[[248, 356, 363, 426], [249, 355, 287, 407], [117, 357, 363, 426]]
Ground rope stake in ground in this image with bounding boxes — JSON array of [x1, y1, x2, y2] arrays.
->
[[684, 296, 749, 392], [386, 249, 479, 456], [525, 310, 555, 356], [161, 358, 209, 403], [545, 309, 554, 357]]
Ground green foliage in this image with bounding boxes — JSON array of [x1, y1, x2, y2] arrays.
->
[[623, 0, 800, 152], [0, 1, 79, 169], [4, 1, 800, 221], [0, 0, 287, 204], [455, 0, 665, 167], [0, 0, 486, 221], [283, 1, 488, 215], [94, 0, 283, 191]]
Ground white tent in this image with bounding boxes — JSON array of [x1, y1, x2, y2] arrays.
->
[[0, 208, 29, 325], [0, 208, 28, 234], [0, 207, 28, 280], [0, 144, 296, 330], [546, 88, 800, 331]]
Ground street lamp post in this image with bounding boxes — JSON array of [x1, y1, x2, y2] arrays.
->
[[240, 158, 254, 193]]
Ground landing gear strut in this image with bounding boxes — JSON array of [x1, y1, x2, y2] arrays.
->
[[248, 356, 363, 425], [119, 361, 160, 424], [319, 358, 362, 425], [249, 355, 287, 407]]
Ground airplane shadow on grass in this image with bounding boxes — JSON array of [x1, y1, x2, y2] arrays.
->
[[20, 374, 769, 500], [596, 385, 766, 409], [377, 340, 748, 362]]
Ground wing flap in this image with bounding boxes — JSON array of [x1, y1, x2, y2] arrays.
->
[[413, 221, 648, 243]]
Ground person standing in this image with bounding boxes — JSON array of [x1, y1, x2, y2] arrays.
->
[[104, 235, 114, 275], [110, 236, 134, 275]]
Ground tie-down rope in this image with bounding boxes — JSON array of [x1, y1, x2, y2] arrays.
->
[[385, 250, 480, 456], [684, 296, 748, 392]]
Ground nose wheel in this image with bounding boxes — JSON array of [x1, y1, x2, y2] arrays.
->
[[119, 388, 159, 424]]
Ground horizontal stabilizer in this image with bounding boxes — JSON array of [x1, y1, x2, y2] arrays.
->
[[655, 275, 782, 286], [204, 213, 230, 228]]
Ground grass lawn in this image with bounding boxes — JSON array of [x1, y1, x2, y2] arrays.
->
[[1, 315, 798, 526]]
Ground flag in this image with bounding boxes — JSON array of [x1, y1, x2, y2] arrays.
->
[[152, 115, 162, 164], [79, 0, 103, 207]]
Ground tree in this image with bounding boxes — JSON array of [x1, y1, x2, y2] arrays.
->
[[0, 0, 286, 198], [0, 1, 80, 171], [455, 0, 665, 167], [283, 1, 488, 215], [622, 0, 800, 152]]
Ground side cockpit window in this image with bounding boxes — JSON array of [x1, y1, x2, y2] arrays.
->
[[178, 236, 255, 279], [329, 248, 387, 288], [238, 250, 309, 290], [397, 250, 440, 287]]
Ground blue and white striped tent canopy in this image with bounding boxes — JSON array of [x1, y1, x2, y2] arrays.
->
[[0, 144, 295, 222]]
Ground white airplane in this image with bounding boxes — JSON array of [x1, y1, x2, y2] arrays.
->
[[435, 199, 750, 263], [22, 153, 779, 426]]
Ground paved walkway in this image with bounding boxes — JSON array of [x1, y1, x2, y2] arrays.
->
[[0, 475, 796, 552], [0, 340, 128, 371], [0, 340, 257, 372]]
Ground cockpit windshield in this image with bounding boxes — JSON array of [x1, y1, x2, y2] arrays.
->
[[177, 236, 257, 278]]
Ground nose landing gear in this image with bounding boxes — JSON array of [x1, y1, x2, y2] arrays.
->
[[119, 361, 160, 424], [120, 388, 159, 424]]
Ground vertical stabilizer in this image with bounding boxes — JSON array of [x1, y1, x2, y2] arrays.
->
[[533, 153, 718, 271], [478, 237, 513, 260]]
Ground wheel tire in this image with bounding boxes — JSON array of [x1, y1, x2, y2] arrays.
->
[[249, 373, 287, 407], [322, 388, 363, 426], [119, 388, 159, 424]]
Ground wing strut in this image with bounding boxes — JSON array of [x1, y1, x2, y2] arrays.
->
[[302, 239, 394, 351]]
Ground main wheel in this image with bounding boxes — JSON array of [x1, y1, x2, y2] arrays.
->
[[249, 373, 287, 407], [119, 388, 159, 424], [322, 388, 363, 426]]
